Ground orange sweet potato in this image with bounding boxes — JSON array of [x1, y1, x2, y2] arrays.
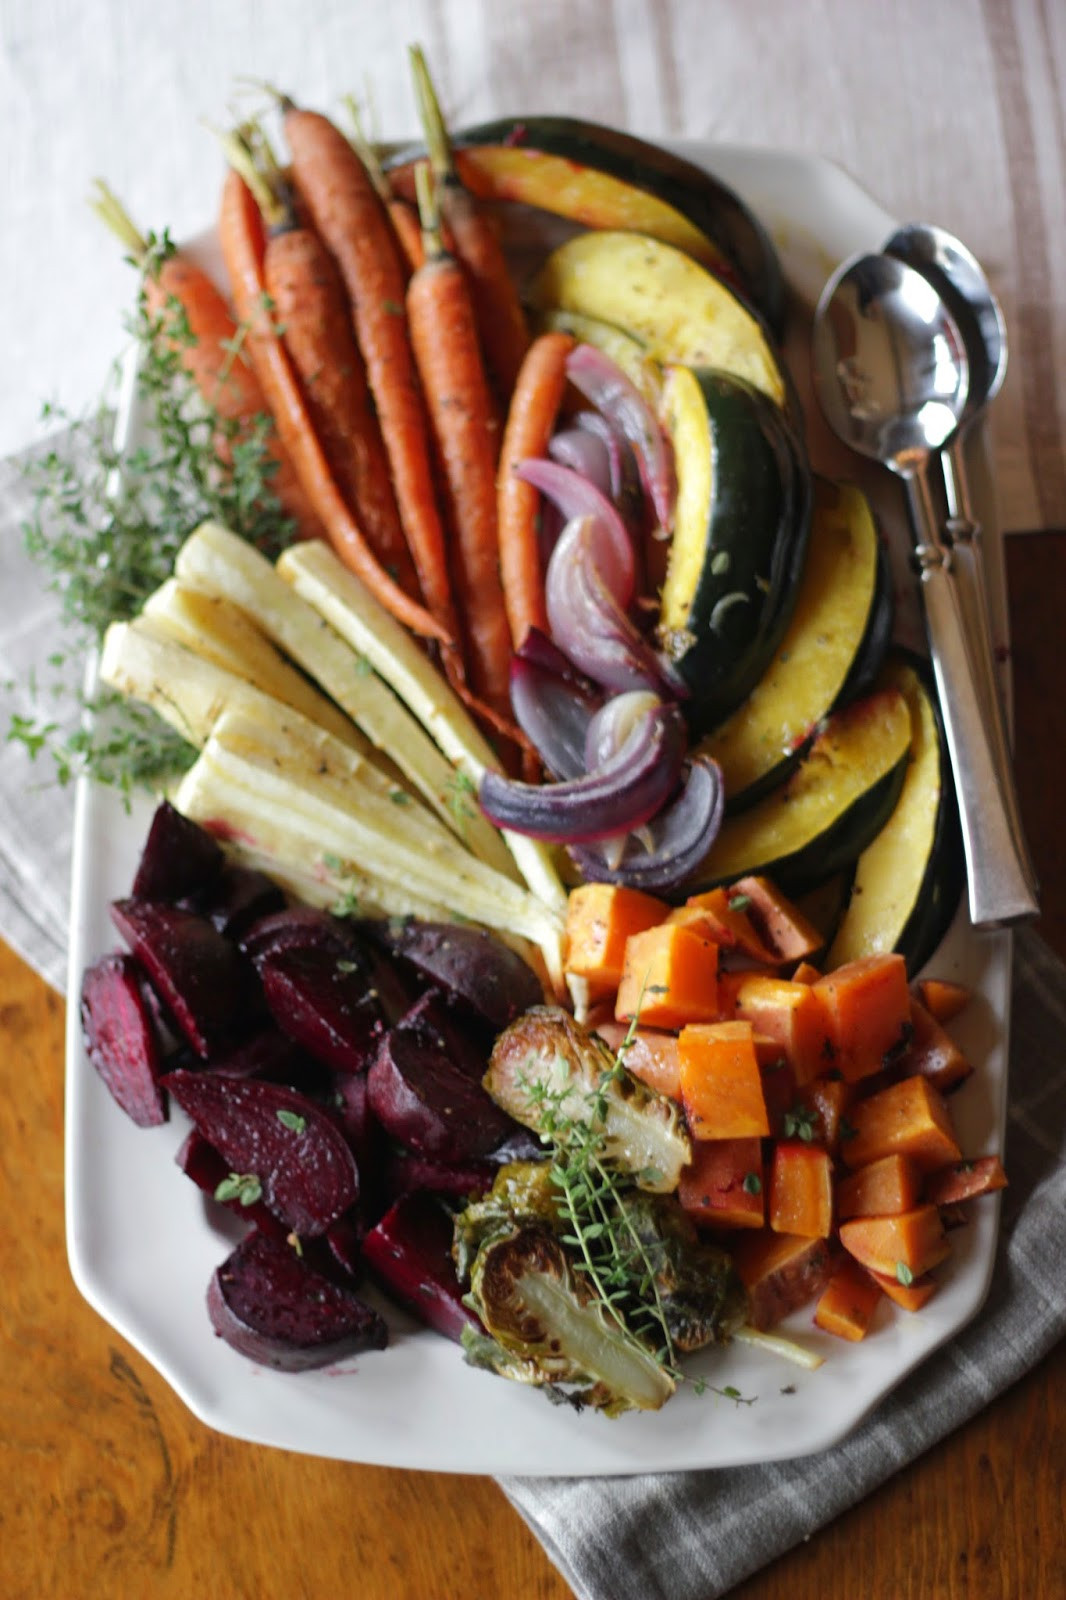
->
[[797, 1075, 854, 1156], [732, 1231, 841, 1330], [839, 1204, 950, 1279], [735, 974, 832, 1085], [593, 1021, 681, 1100], [616, 922, 719, 1028], [564, 884, 669, 999], [730, 875, 824, 964], [759, 1057, 798, 1138], [678, 1021, 770, 1140], [842, 1075, 961, 1173], [812, 952, 911, 1082], [901, 998, 973, 1094], [667, 887, 777, 963], [836, 1153, 921, 1221], [814, 1258, 884, 1340], [769, 1141, 834, 1238], [915, 977, 972, 1024], [924, 1155, 1007, 1206], [868, 1267, 940, 1311], [678, 1137, 764, 1230], [792, 961, 822, 986]]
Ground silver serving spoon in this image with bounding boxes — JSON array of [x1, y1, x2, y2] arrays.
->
[[884, 223, 1037, 895], [812, 252, 1038, 928]]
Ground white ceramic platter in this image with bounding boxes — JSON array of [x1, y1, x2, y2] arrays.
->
[[65, 143, 1011, 1475]]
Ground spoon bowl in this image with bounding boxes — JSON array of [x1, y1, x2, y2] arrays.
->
[[811, 252, 969, 473]]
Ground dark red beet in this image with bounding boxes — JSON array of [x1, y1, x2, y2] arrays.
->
[[324, 1210, 366, 1282], [240, 906, 355, 962], [367, 995, 515, 1160], [131, 800, 224, 902], [174, 1128, 286, 1237], [363, 919, 543, 1028], [363, 1193, 478, 1343], [382, 1148, 496, 1203], [258, 944, 386, 1075], [194, 864, 286, 940], [110, 899, 252, 1059], [202, 1028, 332, 1096], [207, 1230, 387, 1370], [80, 952, 167, 1127], [163, 1070, 358, 1236]]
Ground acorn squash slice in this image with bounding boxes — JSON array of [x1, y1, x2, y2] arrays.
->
[[826, 657, 963, 974], [656, 367, 810, 734], [695, 479, 892, 806], [387, 115, 785, 333], [686, 689, 912, 894], [530, 231, 787, 409]]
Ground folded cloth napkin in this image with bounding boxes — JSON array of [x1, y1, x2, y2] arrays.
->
[[2, 433, 1064, 1600]]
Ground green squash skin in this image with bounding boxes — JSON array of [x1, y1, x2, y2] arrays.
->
[[888, 652, 964, 976], [661, 373, 812, 737], [695, 757, 909, 898], [388, 116, 786, 337]]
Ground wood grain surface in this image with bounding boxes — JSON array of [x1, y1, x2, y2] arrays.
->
[[1, 534, 1064, 1600]]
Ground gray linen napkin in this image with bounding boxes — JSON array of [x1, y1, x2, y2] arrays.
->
[[2, 435, 1064, 1600]]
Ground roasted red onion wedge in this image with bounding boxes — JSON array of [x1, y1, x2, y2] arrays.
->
[[547, 426, 613, 498], [569, 755, 725, 890], [510, 638, 599, 780], [514, 458, 635, 604], [479, 699, 686, 842], [584, 690, 663, 771], [546, 517, 686, 696], [566, 343, 675, 532]]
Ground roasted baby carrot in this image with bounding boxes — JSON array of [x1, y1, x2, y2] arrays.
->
[[407, 164, 514, 718], [410, 46, 530, 403], [217, 167, 447, 642], [90, 180, 321, 541], [342, 95, 426, 277], [280, 102, 463, 662], [226, 129, 419, 597], [497, 331, 575, 648]]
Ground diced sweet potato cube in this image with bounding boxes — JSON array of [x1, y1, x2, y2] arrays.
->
[[868, 1268, 940, 1311], [594, 1021, 681, 1101], [915, 978, 971, 1024], [678, 1137, 764, 1230], [837, 1154, 921, 1220], [797, 1075, 854, 1156], [814, 1258, 884, 1340], [792, 961, 822, 986], [732, 1231, 841, 1330], [616, 923, 719, 1028], [715, 968, 774, 1020], [759, 1057, 797, 1138], [839, 1204, 950, 1279], [813, 953, 911, 1082], [678, 1021, 770, 1140], [842, 1075, 961, 1172], [730, 875, 825, 964], [924, 1156, 1007, 1206], [668, 887, 777, 962], [565, 884, 669, 1000], [901, 999, 973, 1094], [735, 974, 832, 1085], [769, 1141, 834, 1238]]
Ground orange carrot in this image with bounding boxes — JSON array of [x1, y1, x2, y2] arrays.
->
[[410, 47, 530, 402], [341, 96, 428, 277], [496, 331, 575, 648], [407, 164, 514, 718], [217, 168, 447, 642], [280, 103, 463, 659], [90, 181, 321, 541]]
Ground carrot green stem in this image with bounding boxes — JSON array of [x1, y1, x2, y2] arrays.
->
[[408, 44, 455, 182], [413, 162, 445, 260], [342, 94, 392, 203], [215, 124, 290, 231], [88, 180, 151, 262]]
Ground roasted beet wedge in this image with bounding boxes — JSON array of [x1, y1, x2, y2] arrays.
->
[[194, 864, 286, 940], [200, 1028, 332, 1097], [164, 1070, 358, 1235], [80, 952, 167, 1127], [363, 1193, 478, 1343], [207, 1230, 387, 1370], [368, 995, 516, 1160], [363, 920, 543, 1028], [258, 943, 388, 1075], [110, 900, 252, 1059], [240, 906, 356, 963], [131, 800, 224, 902], [382, 1148, 496, 1203], [174, 1128, 286, 1237]]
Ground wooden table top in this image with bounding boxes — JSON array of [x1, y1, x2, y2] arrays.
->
[[3, 534, 1064, 1600]]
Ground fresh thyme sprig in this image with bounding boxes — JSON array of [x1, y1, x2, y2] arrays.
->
[[8, 262, 297, 799]]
